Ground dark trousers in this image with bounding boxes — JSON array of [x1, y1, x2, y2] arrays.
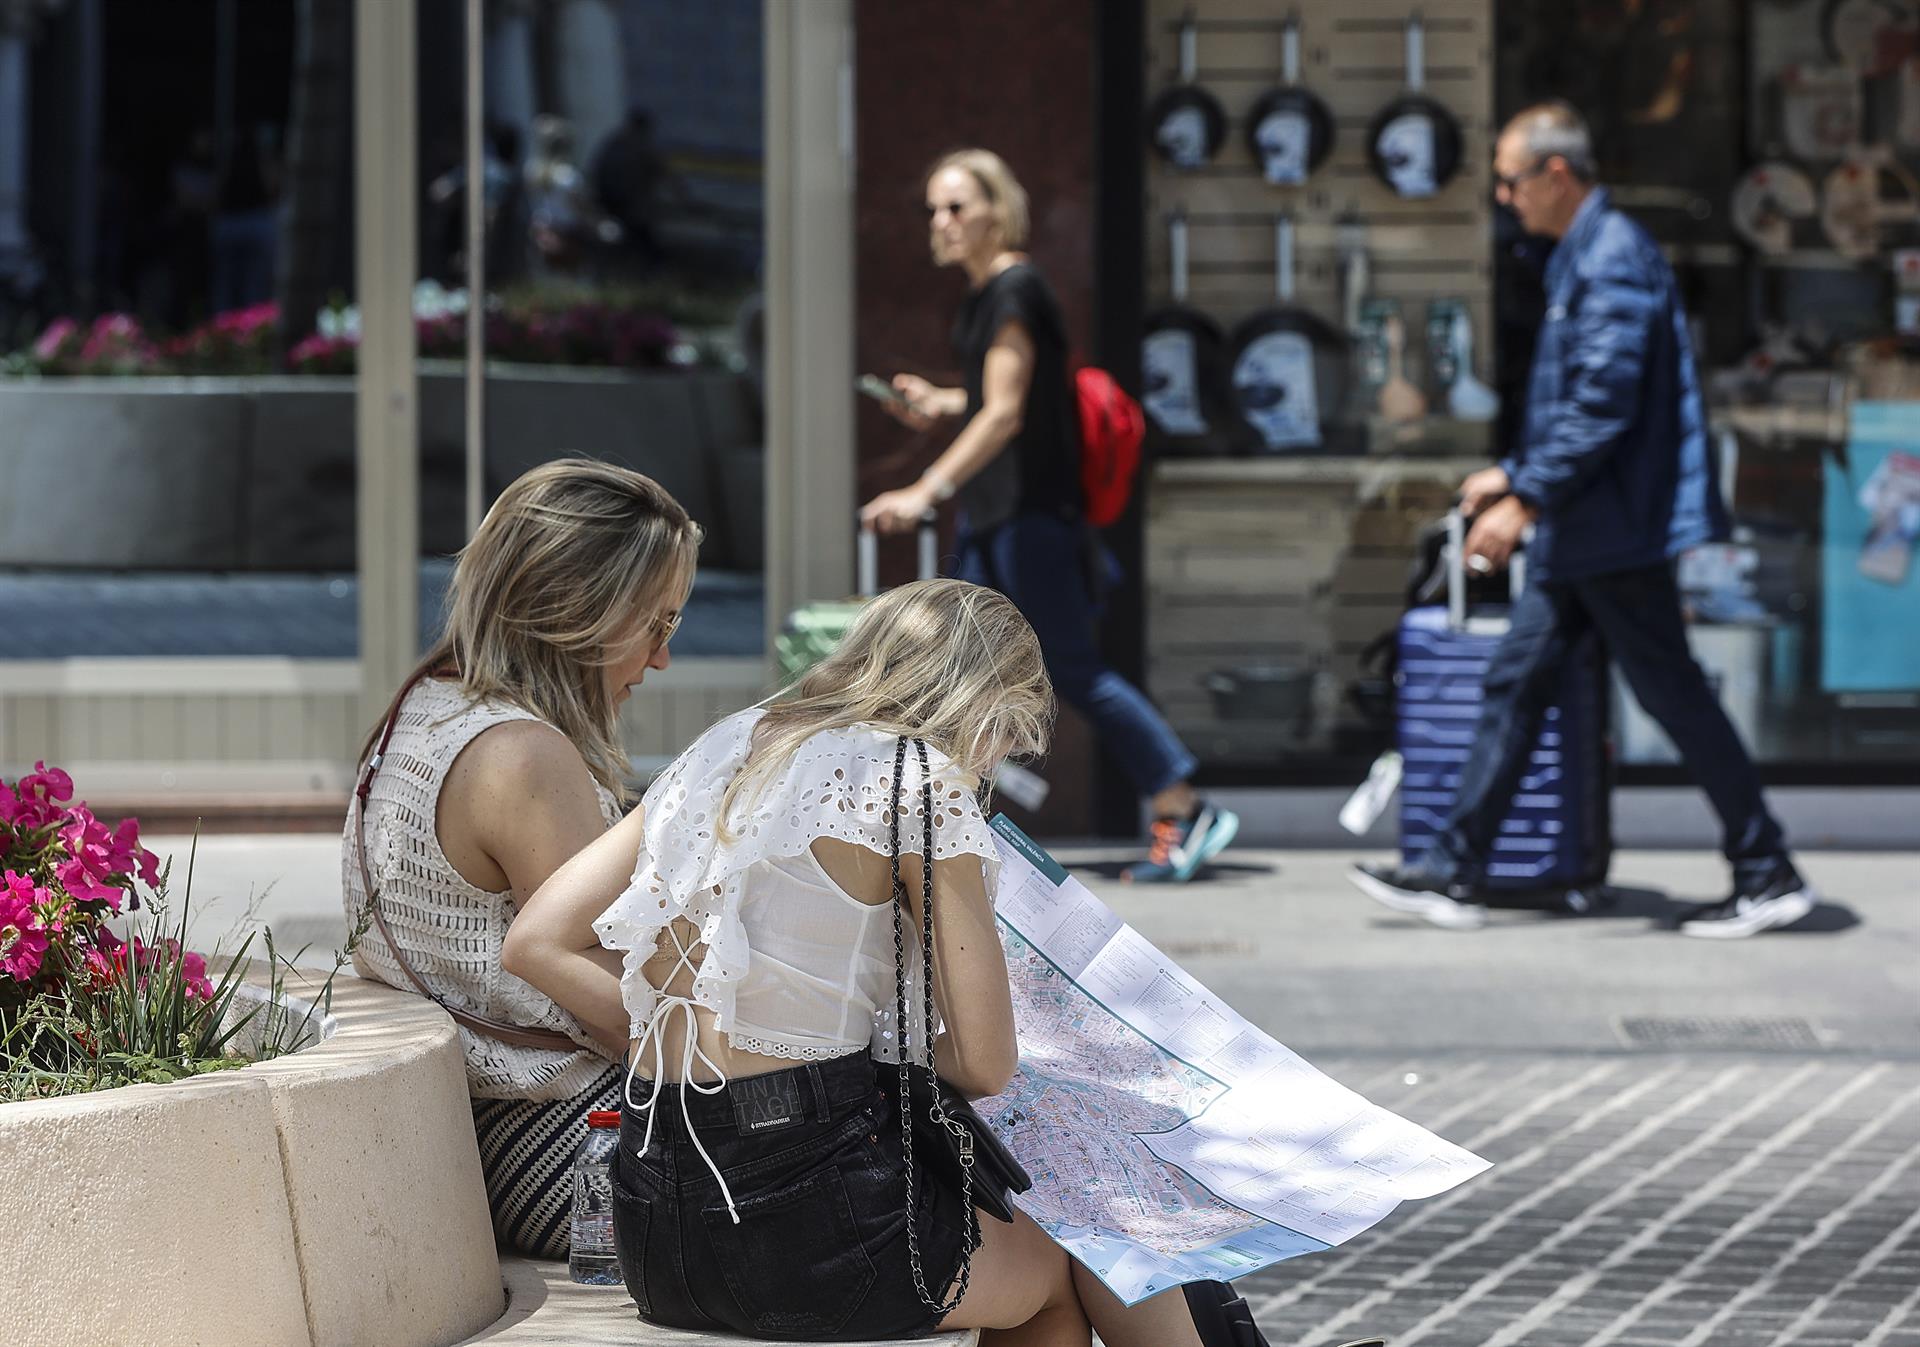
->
[[955, 512, 1197, 798], [1421, 562, 1789, 888]]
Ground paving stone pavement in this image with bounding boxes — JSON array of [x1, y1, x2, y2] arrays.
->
[[1231, 1055, 1920, 1347], [1064, 848, 1920, 1347], [151, 837, 1919, 1347]]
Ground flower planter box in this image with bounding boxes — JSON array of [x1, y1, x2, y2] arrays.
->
[[0, 366, 761, 573], [0, 968, 502, 1347], [0, 380, 254, 569]]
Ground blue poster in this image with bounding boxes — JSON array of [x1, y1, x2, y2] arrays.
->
[[1824, 402, 1920, 692]]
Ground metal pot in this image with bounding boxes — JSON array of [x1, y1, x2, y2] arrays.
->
[[1204, 666, 1317, 723]]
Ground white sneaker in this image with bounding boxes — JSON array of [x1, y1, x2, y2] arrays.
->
[[1348, 863, 1488, 931], [1678, 867, 1816, 939]]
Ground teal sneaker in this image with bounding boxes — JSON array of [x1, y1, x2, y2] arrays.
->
[[1122, 801, 1240, 883]]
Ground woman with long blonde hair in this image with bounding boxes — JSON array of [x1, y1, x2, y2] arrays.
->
[[859, 148, 1238, 885], [342, 457, 701, 1259], [506, 579, 1347, 1346]]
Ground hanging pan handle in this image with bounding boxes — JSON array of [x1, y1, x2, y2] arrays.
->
[[1170, 209, 1192, 303], [1178, 12, 1199, 84], [1283, 11, 1302, 85], [1274, 214, 1296, 305], [1405, 12, 1427, 94]]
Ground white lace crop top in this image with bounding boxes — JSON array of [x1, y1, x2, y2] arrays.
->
[[591, 708, 1004, 1068]]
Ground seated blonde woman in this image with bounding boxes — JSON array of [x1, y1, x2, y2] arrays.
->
[[507, 580, 1362, 1347], [342, 458, 700, 1259]]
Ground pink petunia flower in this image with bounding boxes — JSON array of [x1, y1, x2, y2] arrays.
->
[[56, 805, 125, 910], [133, 938, 215, 1001], [31, 317, 78, 361], [80, 928, 125, 986], [100, 815, 159, 890], [75, 313, 157, 369], [211, 301, 279, 337], [0, 870, 50, 982], [178, 949, 215, 1002], [287, 332, 358, 373], [4, 761, 75, 832]]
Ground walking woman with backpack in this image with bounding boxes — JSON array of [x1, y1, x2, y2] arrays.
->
[[859, 148, 1236, 884], [504, 579, 1381, 1346]]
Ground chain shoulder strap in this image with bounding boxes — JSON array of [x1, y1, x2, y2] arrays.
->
[[890, 734, 977, 1317]]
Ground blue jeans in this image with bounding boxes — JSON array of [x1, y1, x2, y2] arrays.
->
[[955, 513, 1196, 798], [1421, 562, 1789, 888]]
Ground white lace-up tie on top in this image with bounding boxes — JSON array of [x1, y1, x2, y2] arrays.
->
[[621, 918, 743, 1222]]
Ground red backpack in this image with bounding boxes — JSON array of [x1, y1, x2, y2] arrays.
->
[[1074, 366, 1146, 528]]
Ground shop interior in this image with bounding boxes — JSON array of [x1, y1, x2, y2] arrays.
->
[[1137, 0, 1920, 783]]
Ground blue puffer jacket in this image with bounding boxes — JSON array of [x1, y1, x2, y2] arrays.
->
[[1500, 189, 1727, 580]]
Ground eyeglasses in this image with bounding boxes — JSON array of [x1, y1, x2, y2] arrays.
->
[[924, 200, 969, 219], [1493, 159, 1551, 195], [648, 610, 682, 647]]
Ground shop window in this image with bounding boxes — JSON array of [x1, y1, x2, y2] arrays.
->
[[0, 0, 765, 662], [1495, 0, 1920, 767]]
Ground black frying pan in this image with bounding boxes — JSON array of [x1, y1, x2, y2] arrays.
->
[[1142, 209, 1228, 454], [1367, 13, 1463, 200], [1245, 12, 1336, 187], [1148, 15, 1228, 170], [1227, 215, 1349, 453]]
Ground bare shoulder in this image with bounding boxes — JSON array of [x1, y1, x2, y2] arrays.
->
[[810, 835, 990, 911], [456, 717, 591, 785], [445, 717, 602, 844], [440, 718, 606, 894]]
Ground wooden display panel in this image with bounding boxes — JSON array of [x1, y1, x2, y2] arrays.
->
[[1144, 0, 1496, 389], [1141, 1, 1497, 765], [1145, 458, 1478, 763]]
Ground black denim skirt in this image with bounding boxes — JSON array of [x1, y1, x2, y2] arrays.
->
[[612, 1050, 977, 1341]]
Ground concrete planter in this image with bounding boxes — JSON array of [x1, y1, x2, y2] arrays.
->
[[0, 365, 760, 572], [0, 970, 502, 1347]]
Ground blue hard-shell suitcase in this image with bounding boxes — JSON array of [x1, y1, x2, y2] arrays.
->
[[1395, 516, 1612, 897]]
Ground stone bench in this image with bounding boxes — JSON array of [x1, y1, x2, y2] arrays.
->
[[0, 968, 502, 1347], [454, 1256, 979, 1346]]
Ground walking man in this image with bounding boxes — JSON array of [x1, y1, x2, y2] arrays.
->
[[1351, 101, 1814, 938]]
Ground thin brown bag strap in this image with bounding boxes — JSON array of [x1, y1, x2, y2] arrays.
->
[[352, 674, 579, 1054]]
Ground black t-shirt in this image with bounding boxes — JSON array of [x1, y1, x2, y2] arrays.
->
[[950, 262, 1081, 531]]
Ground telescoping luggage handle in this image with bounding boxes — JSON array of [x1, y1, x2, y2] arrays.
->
[[1444, 509, 1526, 633], [857, 511, 940, 597]]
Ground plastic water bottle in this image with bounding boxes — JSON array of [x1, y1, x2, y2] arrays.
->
[[569, 1109, 622, 1285]]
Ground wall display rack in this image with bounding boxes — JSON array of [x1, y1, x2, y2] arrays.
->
[[1141, 0, 1498, 767], [1142, 0, 1496, 460]]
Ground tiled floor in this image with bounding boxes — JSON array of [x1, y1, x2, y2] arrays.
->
[[1244, 1056, 1920, 1347]]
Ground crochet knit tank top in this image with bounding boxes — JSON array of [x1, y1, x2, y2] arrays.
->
[[341, 677, 621, 1101]]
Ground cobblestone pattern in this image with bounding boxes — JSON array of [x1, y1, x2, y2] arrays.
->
[[1242, 1057, 1920, 1347]]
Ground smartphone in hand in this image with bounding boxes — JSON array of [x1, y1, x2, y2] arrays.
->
[[856, 374, 910, 408]]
